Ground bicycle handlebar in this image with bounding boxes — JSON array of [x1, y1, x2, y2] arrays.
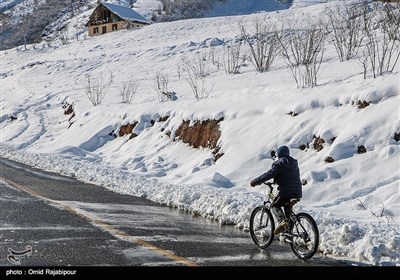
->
[[262, 181, 274, 193]]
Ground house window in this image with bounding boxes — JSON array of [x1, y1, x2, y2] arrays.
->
[[93, 27, 99, 34], [102, 26, 107, 34], [112, 24, 118, 31], [101, 9, 110, 21]]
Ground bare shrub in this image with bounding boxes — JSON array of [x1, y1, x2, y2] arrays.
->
[[120, 80, 140, 104], [82, 73, 113, 106], [185, 70, 214, 100], [238, 17, 281, 73], [324, 3, 364, 61], [354, 198, 395, 224], [181, 54, 214, 100], [358, 2, 400, 78], [181, 51, 210, 78], [280, 22, 326, 88], [209, 46, 220, 69], [154, 71, 170, 102], [223, 41, 242, 74]]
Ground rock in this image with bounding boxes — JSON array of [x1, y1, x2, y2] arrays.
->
[[212, 172, 234, 188]]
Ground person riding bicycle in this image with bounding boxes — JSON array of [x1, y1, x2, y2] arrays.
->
[[250, 145, 302, 235]]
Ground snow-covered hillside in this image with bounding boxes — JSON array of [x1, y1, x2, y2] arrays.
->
[[1, 0, 399, 266], [0, 0, 288, 49]]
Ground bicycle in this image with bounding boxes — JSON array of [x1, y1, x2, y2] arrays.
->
[[249, 181, 319, 260]]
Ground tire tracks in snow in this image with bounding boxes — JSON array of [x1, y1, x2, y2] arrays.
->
[[2, 86, 60, 149]]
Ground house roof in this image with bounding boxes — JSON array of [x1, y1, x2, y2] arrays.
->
[[101, 2, 150, 24]]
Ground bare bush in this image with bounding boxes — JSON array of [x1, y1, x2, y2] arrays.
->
[[181, 52, 210, 78], [280, 23, 326, 88], [377, 3, 400, 73], [181, 55, 214, 100], [354, 198, 395, 224], [82, 73, 113, 106], [154, 71, 171, 102], [223, 41, 242, 74], [209, 46, 219, 68], [324, 3, 364, 61], [120, 80, 140, 104], [358, 3, 400, 78], [239, 17, 281, 73], [186, 73, 214, 100]]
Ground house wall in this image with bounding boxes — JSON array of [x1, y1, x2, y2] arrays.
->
[[88, 21, 148, 36]]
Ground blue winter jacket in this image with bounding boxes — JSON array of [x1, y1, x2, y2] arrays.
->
[[253, 156, 302, 198]]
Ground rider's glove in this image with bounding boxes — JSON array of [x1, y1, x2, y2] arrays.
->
[[250, 179, 257, 187]]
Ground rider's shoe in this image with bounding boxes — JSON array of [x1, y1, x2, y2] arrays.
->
[[274, 220, 288, 235]]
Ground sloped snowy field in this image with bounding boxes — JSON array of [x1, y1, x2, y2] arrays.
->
[[1, 0, 399, 265]]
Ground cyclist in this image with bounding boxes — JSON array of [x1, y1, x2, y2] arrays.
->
[[250, 145, 302, 235]]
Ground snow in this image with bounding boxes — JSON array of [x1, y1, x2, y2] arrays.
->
[[1, 0, 400, 266], [204, 0, 291, 17], [133, 0, 162, 19], [0, 0, 45, 20], [101, 2, 150, 24]]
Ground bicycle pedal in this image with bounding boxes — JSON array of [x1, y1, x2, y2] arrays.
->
[[282, 233, 292, 242]]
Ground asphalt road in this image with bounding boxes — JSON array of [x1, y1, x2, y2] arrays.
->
[[0, 157, 348, 267]]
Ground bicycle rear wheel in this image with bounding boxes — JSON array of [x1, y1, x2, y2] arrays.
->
[[249, 206, 275, 249], [289, 212, 319, 260]]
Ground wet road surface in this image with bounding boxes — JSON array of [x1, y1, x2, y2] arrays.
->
[[0, 157, 348, 267]]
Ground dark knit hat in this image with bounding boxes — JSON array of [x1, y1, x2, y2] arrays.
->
[[277, 145, 290, 158]]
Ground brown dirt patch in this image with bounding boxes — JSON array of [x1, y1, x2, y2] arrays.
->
[[175, 119, 223, 149], [313, 136, 325, 151], [119, 122, 138, 137], [357, 101, 370, 109]]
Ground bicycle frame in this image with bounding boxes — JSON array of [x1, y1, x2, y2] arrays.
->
[[263, 182, 299, 216], [262, 182, 303, 235]]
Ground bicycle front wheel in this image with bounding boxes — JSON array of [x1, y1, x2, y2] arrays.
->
[[249, 206, 275, 249], [289, 212, 319, 260]]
